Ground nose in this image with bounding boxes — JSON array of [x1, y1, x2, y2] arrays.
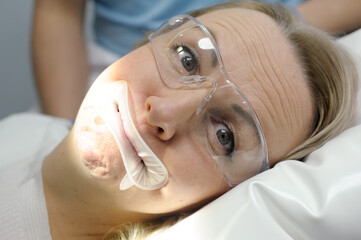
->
[[145, 88, 208, 141]]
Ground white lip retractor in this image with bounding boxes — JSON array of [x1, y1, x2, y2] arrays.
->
[[94, 81, 168, 191]]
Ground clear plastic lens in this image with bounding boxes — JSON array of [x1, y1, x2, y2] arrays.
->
[[150, 18, 221, 89], [199, 84, 268, 185], [149, 14, 269, 186]]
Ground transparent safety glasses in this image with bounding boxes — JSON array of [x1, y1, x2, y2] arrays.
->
[[149, 14, 269, 186]]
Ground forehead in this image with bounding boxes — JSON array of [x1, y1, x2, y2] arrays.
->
[[196, 8, 314, 161], [197, 8, 296, 89]]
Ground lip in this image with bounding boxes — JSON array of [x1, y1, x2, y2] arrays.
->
[[114, 101, 143, 165], [90, 85, 143, 169]]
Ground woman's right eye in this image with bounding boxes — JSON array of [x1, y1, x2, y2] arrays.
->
[[207, 116, 236, 157], [214, 121, 235, 156], [173, 44, 199, 75]]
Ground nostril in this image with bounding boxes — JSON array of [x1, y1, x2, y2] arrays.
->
[[146, 102, 151, 112], [157, 127, 164, 134], [145, 96, 176, 140]]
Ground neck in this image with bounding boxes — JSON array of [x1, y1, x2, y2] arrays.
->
[[41, 134, 150, 240]]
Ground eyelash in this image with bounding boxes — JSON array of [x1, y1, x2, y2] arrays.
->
[[221, 119, 235, 156], [211, 116, 236, 156], [172, 43, 200, 74]]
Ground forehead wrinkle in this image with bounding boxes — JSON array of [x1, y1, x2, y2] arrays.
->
[[249, 69, 282, 128], [234, 12, 300, 134], [230, 10, 315, 155], [213, 12, 292, 132], [249, 26, 296, 133], [250, 23, 310, 139], [202, 12, 284, 136]]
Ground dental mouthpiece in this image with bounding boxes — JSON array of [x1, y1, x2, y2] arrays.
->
[[94, 81, 168, 191]]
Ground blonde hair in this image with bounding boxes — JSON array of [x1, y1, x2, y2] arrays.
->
[[104, 1, 359, 239], [102, 214, 187, 240]]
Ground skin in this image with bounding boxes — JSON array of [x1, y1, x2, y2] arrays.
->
[[32, 0, 88, 119], [42, 8, 315, 240]]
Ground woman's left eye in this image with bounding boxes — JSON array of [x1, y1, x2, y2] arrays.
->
[[215, 122, 235, 156], [174, 44, 198, 74]]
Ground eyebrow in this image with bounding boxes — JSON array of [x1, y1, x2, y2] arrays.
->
[[231, 103, 261, 140], [208, 29, 217, 43], [207, 29, 219, 68]]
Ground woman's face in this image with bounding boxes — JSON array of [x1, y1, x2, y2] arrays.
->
[[72, 8, 315, 215]]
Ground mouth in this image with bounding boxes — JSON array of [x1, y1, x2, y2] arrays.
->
[[95, 81, 168, 191], [114, 102, 144, 165], [95, 93, 142, 167]]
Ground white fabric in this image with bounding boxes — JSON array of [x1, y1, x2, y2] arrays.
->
[[0, 113, 71, 240], [150, 28, 361, 240]]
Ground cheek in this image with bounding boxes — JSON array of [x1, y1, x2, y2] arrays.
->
[[103, 143, 229, 215], [160, 139, 229, 207], [74, 111, 126, 181]]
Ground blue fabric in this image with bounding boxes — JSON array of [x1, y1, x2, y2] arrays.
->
[[93, 0, 304, 56]]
